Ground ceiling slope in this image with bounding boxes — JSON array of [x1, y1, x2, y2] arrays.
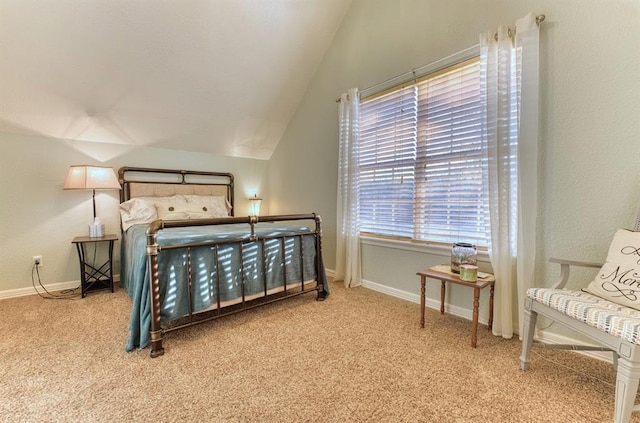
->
[[0, 0, 351, 159]]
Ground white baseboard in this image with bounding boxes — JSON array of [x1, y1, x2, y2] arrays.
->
[[356, 274, 613, 364], [0, 275, 120, 300], [361, 277, 491, 326], [0, 280, 82, 300], [10, 267, 610, 364], [7, 267, 330, 301], [328, 269, 487, 325]]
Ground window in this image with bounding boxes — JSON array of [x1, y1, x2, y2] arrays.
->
[[359, 57, 488, 246]]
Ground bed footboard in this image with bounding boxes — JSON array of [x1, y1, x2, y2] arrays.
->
[[145, 214, 325, 358]]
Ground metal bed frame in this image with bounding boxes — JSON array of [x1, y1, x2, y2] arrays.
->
[[118, 167, 326, 357]]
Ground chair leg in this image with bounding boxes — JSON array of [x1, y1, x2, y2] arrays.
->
[[520, 301, 537, 371], [613, 358, 640, 423]]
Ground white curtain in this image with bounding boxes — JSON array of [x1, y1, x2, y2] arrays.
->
[[480, 13, 540, 338], [335, 88, 362, 288]]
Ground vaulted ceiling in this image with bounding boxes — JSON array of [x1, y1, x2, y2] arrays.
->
[[0, 0, 351, 159]]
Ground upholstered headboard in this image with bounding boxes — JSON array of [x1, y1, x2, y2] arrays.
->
[[118, 167, 235, 216]]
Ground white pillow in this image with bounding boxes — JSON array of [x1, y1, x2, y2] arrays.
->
[[119, 195, 230, 228], [182, 195, 231, 217], [584, 229, 640, 310], [151, 195, 188, 220], [168, 204, 222, 219], [119, 198, 158, 231], [159, 211, 189, 220], [120, 195, 190, 228]]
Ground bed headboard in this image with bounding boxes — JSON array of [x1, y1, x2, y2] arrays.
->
[[118, 167, 235, 216]]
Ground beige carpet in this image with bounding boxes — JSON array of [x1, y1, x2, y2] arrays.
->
[[1, 281, 639, 423]]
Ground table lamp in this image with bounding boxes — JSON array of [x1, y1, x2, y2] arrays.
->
[[249, 194, 262, 217], [64, 165, 121, 237]]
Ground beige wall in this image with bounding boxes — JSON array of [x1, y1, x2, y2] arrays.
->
[[0, 132, 269, 294], [2, 0, 640, 337], [269, 0, 640, 325]]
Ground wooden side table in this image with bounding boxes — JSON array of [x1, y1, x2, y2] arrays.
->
[[417, 265, 495, 348], [72, 234, 118, 298]]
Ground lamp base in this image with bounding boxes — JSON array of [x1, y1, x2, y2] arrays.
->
[[89, 223, 105, 238]]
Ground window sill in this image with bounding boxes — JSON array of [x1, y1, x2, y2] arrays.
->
[[360, 235, 491, 262]]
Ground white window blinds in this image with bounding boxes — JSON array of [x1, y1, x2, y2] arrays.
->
[[359, 86, 417, 238], [359, 58, 488, 246]]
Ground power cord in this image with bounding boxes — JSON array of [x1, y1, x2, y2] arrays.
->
[[31, 262, 81, 299]]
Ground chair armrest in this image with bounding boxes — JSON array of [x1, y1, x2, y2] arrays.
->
[[549, 257, 603, 289]]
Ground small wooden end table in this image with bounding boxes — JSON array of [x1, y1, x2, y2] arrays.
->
[[417, 265, 495, 348], [72, 234, 118, 298]]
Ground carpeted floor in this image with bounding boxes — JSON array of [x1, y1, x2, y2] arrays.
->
[[1, 280, 638, 422]]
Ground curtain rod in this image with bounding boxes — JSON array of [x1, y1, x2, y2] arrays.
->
[[336, 14, 545, 103]]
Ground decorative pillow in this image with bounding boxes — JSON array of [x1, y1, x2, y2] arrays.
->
[[119, 198, 158, 231], [119, 195, 231, 227], [182, 195, 231, 217], [159, 211, 190, 220], [167, 204, 221, 219], [584, 229, 640, 310], [152, 195, 188, 220]]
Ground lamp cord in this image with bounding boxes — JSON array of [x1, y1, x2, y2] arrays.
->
[[31, 262, 80, 299]]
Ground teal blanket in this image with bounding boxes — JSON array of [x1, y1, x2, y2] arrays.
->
[[120, 223, 328, 351]]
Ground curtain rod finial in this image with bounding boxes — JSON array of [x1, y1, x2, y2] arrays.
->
[[536, 14, 545, 25]]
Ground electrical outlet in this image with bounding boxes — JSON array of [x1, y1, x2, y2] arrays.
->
[[32, 255, 43, 267]]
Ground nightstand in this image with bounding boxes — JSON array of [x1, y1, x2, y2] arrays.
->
[[72, 234, 118, 298]]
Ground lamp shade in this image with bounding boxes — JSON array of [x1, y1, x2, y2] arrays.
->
[[249, 194, 262, 216], [63, 165, 121, 190]]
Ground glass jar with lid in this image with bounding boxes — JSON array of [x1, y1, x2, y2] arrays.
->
[[451, 242, 477, 274]]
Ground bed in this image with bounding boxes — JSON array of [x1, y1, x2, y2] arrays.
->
[[118, 167, 328, 357]]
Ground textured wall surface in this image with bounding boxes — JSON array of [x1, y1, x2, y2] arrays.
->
[[269, 0, 640, 329], [3, 1, 640, 339], [0, 133, 269, 293]]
